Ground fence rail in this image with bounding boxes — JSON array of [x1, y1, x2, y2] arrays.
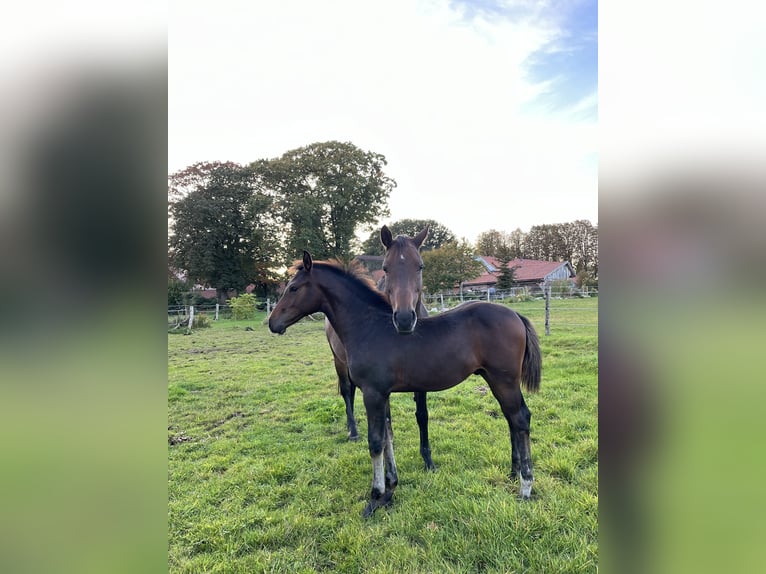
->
[[169, 287, 597, 335]]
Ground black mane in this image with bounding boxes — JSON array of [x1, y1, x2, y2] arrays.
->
[[302, 260, 392, 312]]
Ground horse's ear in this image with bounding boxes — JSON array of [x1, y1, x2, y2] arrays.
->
[[380, 225, 393, 249], [413, 225, 429, 249], [302, 250, 313, 271]]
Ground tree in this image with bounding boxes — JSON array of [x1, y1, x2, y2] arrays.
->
[[358, 218, 455, 255], [524, 224, 566, 261], [475, 229, 506, 258], [253, 141, 395, 262], [507, 228, 526, 259], [168, 162, 279, 300], [476, 228, 525, 260], [168, 276, 188, 306], [588, 225, 598, 278], [421, 240, 484, 293], [570, 220, 598, 278], [495, 255, 517, 290]]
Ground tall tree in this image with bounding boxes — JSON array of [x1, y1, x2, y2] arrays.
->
[[253, 141, 395, 262], [359, 218, 455, 255], [507, 227, 526, 259], [421, 240, 484, 293], [524, 224, 566, 261], [567, 220, 598, 277], [475, 229, 506, 258], [168, 162, 278, 300], [476, 228, 524, 260], [495, 255, 517, 290]]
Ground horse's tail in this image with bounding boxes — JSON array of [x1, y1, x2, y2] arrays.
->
[[519, 313, 542, 393]]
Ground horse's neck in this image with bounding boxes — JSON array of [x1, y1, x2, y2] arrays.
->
[[318, 270, 383, 342]]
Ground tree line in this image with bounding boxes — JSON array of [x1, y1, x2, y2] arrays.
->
[[475, 222, 599, 288], [168, 140, 597, 303]]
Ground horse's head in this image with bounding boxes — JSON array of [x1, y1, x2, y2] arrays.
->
[[268, 251, 322, 335], [380, 224, 428, 334]]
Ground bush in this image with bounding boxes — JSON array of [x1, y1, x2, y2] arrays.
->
[[229, 293, 258, 320], [183, 292, 218, 307], [168, 278, 189, 306], [575, 270, 598, 290], [549, 279, 575, 297]]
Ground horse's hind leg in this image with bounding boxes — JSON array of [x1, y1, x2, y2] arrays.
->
[[510, 426, 521, 480], [384, 400, 399, 494], [509, 393, 531, 480], [335, 355, 359, 441], [414, 391, 435, 470], [514, 393, 533, 497], [486, 376, 534, 498]]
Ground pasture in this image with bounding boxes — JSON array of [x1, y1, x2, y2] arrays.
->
[[168, 299, 598, 573]]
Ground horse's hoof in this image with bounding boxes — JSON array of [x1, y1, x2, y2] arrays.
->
[[362, 492, 394, 518], [424, 463, 437, 472], [362, 500, 380, 518], [520, 478, 533, 499], [348, 434, 360, 442]]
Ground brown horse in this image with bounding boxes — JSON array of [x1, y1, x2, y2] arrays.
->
[[325, 226, 436, 469], [270, 252, 542, 517]]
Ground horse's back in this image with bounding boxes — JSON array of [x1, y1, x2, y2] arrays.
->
[[442, 301, 524, 332]]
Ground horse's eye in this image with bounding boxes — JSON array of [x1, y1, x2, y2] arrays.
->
[[382, 266, 388, 273], [419, 264, 424, 271], [289, 285, 298, 293]]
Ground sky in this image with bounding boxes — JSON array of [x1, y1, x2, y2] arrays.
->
[[169, 0, 597, 243]]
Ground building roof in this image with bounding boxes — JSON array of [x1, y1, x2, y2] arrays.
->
[[464, 256, 575, 287]]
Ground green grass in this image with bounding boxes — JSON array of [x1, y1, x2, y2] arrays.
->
[[169, 299, 597, 573]]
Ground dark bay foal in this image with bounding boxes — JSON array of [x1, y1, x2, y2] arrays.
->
[[270, 252, 542, 517], [325, 225, 435, 469]]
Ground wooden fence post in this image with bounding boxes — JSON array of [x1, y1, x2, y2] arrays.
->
[[266, 298, 271, 316], [187, 306, 195, 332], [215, 303, 219, 321], [545, 285, 551, 336]]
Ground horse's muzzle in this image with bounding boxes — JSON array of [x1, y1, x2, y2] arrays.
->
[[268, 317, 286, 335], [392, 310, 417, 334]]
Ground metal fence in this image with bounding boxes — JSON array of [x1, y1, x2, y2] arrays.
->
[[169, 287, 597, 336], [421, 286, 598, 309]]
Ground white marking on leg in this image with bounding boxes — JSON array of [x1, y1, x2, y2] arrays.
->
[[521, 477, 533, 498], [371, 453, 385, 494], [400, 254, 404, 260]]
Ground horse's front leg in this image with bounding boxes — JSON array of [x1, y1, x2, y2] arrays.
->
[[362, 390, 393, 518]]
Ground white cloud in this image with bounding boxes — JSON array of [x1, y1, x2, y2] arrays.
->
[[169, 0, 597, 240]]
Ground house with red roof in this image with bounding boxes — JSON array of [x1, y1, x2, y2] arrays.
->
[[463, 256, 576, 293]]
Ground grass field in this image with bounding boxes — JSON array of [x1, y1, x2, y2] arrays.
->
[[168, 298, 598, 573]]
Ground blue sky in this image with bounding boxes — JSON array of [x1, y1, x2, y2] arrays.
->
[[169, 0, 598, 241], [449, 0, 597, 119], [521, 1, 597, 119]]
